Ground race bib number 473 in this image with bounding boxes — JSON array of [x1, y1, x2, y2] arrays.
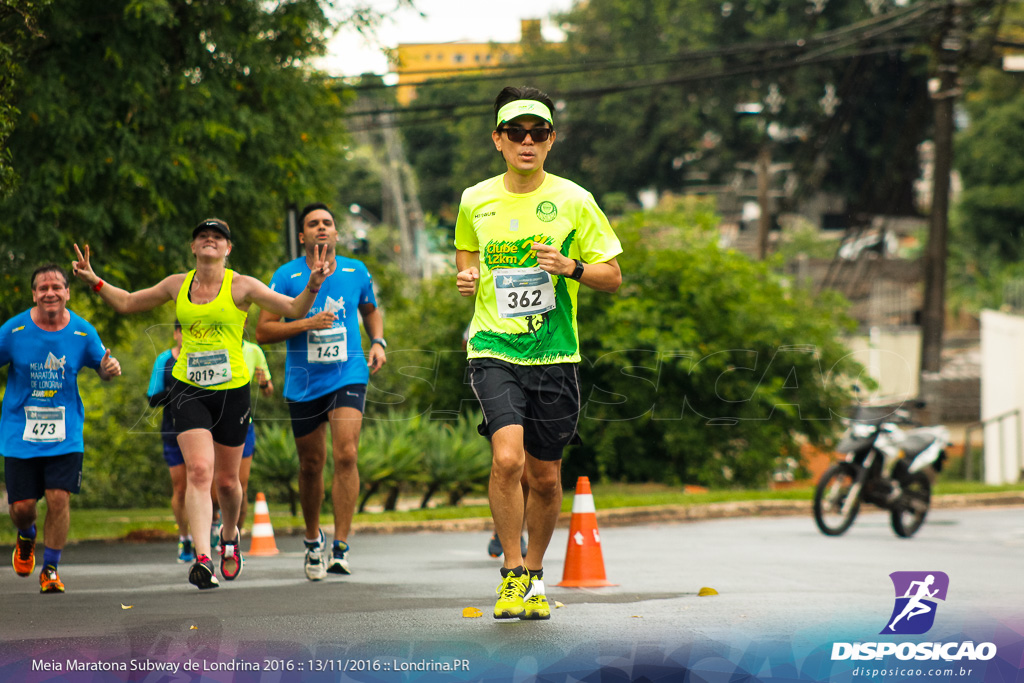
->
[[23, 406, 66, 443], [493, 267, 556, 319]]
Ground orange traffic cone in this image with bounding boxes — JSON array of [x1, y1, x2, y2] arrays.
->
[[557, 476, 616, 587], [248, 492, 279, 556]]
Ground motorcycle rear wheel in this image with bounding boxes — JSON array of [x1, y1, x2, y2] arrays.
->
[[891, 472, 931, 538], [813, 462, 862, 536]]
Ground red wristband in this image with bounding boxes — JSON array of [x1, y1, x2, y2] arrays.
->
[[93, 280, 104, 293]]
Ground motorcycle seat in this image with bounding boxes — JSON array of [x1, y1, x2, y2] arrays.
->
[[897, 432, 933, 458]]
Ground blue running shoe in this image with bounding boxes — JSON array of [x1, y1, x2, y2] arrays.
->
[[177, 539, 196, 564], [487, 533, 527, 558], [326, 540, 351, 575]]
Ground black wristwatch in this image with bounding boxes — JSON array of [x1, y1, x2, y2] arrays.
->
[[567, 259, 585, 281], [371, 338, 387, 349]]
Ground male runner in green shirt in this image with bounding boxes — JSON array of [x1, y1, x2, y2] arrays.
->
[[455, 85, 623, 620]]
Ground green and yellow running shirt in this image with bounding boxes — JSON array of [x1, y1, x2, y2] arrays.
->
[[172, 269, 250, 389], [455, 173, 622, 365]]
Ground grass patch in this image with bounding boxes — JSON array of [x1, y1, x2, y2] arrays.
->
[[2, 480, 1022, 545]]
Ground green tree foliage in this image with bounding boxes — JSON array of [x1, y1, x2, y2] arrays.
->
[[0, 0, 53, 198], [0, 0, 349, 328], [517, 0, 930, 215], [564, 197, 861, 487], [946, 0, 1024, 310], [398, 79, 507, 220], [370, 198, 862, 488], [76, 305, 174, 508], [363, 272, 477, 419], [955, 81, 1024, 262]]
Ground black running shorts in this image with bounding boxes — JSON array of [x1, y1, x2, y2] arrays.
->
[[4, 451, 84, 502], [287, 384, 367, 439], [468, 358, 581, 461], [168, 381, 251, 448]]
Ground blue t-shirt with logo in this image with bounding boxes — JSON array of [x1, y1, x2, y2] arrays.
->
[[0, 309, 107, 459], [268, 256, 377, 402]]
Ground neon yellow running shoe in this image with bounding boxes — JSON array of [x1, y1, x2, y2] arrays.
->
[[493, 567, 528, 619], [521, 575, 551, 621]]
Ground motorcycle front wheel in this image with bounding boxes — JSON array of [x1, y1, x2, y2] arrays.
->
[[891, 472, 931, 538], [813, 462, 862, 536]]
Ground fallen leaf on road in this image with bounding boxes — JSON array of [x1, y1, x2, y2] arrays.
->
[[120, 604, 132, 610], [462, 607, 483, 618], [554, 601, 564, 609], [190, 625, 198, 630], [698, 586, 719, 596]]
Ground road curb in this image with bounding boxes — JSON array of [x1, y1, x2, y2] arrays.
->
[[344, 491, 1024, 536], [33, 491, 1021, 546]]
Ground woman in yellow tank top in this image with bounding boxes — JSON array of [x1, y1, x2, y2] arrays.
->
[[71, 218, 328, 590]]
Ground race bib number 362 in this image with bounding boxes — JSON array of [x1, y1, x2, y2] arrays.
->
[[493, 267, 556, 319], [24, 406, 66, 443]]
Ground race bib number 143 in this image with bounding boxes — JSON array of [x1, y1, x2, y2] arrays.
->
[[308, 328, 348, 363]]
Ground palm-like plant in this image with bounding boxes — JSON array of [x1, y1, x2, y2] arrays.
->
[[249, 422, 300, 516], [357, 413, 427, 511], [420, 412, 492, 508]]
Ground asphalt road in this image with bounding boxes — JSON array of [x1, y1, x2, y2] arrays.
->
[[1, 506, 1022, 682]]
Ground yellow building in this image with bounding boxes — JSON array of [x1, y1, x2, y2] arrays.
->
[[393, 20, 543, 105]]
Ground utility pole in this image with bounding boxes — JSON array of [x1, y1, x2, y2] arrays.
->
[[756, 143, 772, 261], [349, 97, 426, 280], [920, 0, 1012, 375], [380, 111, 419, 279], [920, 0, 963, 375], [736, 149, 790, 261]]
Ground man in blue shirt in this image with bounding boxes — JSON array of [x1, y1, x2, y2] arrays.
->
[[1, 264, 121, 593], [256, 203, 386, 580]]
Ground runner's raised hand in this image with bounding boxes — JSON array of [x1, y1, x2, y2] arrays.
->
[[71, 244, 101, 287]]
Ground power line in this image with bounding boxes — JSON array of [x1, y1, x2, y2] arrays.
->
[[341, 6, 940, 132], [335, 0, 943, 96], [343, 38, 926, 133]]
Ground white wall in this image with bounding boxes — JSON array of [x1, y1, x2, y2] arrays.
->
[[843, 327, 921, 402], [980, 310, 1024, 484]]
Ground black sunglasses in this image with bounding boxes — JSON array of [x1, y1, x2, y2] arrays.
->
[[500, 126, 553, 143]]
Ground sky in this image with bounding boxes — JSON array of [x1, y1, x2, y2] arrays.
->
[[316, 0, 575, 79]]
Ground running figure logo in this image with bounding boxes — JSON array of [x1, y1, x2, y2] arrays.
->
[[881, 571, 949, 635], [323, 295, 345, 319], [45, 351, 67, 379]]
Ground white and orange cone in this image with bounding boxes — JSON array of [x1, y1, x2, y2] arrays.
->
[[247, 492, 279, 556], [557, 476, 616, 587]]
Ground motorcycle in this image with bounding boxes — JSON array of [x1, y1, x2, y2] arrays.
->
[[813, 405, 949, 538]]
